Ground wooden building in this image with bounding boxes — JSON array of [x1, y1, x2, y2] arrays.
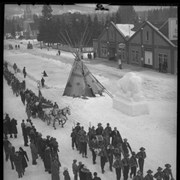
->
[[127, 21, 177, 74], [95, 21, 135, 62]]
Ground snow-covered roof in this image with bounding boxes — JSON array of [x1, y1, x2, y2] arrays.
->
[[115, 24, 135, 37]]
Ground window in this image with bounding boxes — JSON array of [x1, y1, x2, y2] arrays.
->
[[132, 50, 135, 62], [135, 51, 139, 62], [146, 31, 149, 41]]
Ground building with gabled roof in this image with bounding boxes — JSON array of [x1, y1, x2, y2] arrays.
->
[[158, 18, 178, 45], [94, 21, 135, 62], [127, 20, 177, 74]]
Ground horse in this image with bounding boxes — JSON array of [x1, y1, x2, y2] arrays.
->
[[44, 106, 71, 129]]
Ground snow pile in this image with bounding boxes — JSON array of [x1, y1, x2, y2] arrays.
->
[[117, 72, 145, 102]]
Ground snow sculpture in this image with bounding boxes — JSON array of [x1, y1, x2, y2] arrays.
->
[[113, 72, 149, 116]]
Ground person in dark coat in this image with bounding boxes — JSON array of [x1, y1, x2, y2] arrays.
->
[[10, 118, 18, 138], [129, 151, 138, 178], [111, 127, 123, 147], [144, 169, 154, 180], [122, 154, 130, 180], [154, 167, 164, 180], [13, 63, 17, 73], [113, 155, 123, 180], [21, 120, 29, 146], [44, 145, 52, 173], [43, 70, 48, 77], [9, 145, 15, 170], [136, 147, 146, 175], [132, 170, 143, 180], [80, 165, 92, 180], [20, 91, 26, 105], [71, 128, 78, 150], [19, 147, 29, 174], [30, 139, 38, 165], [122, 138, 132, 157], [89, 136, 98, 164], [99, 146, 108, 174], [103, 123, 112, 145], [78, 162, 84, 180], [96, 123, 103, 135], [106, 144, 114, 171], [5, 114, 12, 138], [14, 151, 23, 178], [72, 159, 78, 180], [23, 67, 27, 78], [162, 164, 174, 180], [51, 155, 61, 180], [3, 117, 9, 139], [92, 172, 101, 180], [63, 167, 71, 180], [41, 77, 45, 87], [3, 137, 11, 161]]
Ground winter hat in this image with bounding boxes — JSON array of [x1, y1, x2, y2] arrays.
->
[[77, 122, 80, 125], [147, 169, 153, 174], [124, 138, 128, 141], [98, 123, 102, 126], [137, 170, 142, 175], [165, 164, 171, 168], [140, 147, 145, 151], [157, 167, 163, 171], [73, 159, 77, 162]]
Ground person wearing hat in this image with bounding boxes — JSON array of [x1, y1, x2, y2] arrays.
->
[[71, 128, 78, 150], [96, 123, 104, 135], [122, 138, 132, 157], [144, 169, 153, 180], [132, 170, 143, 180], [106, 144, 114, 171], [103, 123, 112, 144], [163, 164, 174, 180], [99, 146, 108, 174], [129, 151, 138, 178], [122, 153, 131, 180], [154, 167, 164, 180], [63, 167, 71, 180], [89, 136, 98, 164], [113, 154, 123, 180], [80, 165, 92, 180], [93, 172, 101, 180], [72, 159, 78, 180], [110, 127, 123, 147], [136, 147, 146, 175]]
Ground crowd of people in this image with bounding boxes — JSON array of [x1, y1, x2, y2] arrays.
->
[[70, 122, 175, 180], [3, 60, 175, 180]]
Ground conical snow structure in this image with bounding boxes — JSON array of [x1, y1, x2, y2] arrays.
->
[[63, 56, 105, 98]]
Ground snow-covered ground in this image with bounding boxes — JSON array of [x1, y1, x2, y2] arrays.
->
[[4, 39, 177, 180]]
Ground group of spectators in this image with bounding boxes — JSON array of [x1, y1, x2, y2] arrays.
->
[[4, 62, 26, 97], [3, 60, 175, 180], [70, 122, 174, 180]]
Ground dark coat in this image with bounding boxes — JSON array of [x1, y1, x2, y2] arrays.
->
[[30, 142, 38, 161], [10, 118, 18, 134], [5, 115, 11, 134], [19, 150, 29, 169], [44, 147, 51, 171], [132, 175, 144, 180], [51, 158, 60, 180], [96, 127, 103, 135], [14, 153, 23, 174], [63, 170, 71, 180], [111, 130, 123, 146], [144, 174, 154, 180]]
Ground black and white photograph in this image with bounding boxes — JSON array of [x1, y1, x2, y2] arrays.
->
[[3, 4, 177, 180]]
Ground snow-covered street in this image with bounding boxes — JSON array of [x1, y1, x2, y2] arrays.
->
[[3, 39, 177, 180]]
